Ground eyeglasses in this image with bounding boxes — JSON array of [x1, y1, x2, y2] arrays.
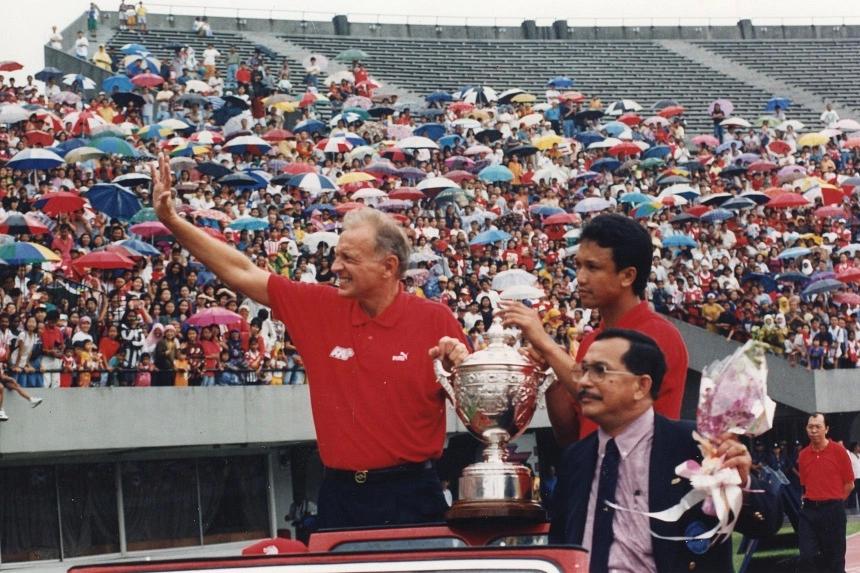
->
[[571, 362, 637, 384]]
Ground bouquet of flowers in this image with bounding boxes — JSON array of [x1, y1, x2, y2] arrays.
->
[[610, 340, 775, 544]]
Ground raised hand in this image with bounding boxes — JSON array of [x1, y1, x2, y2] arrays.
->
[[150, 153, 177, 224]]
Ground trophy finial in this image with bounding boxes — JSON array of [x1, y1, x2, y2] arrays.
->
[[486, 317, 506, 345]]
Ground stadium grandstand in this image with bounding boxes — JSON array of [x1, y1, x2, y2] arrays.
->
[[0, 4, 858, 569]]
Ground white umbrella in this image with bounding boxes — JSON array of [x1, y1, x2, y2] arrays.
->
[[0, 104, 31, 124], [396, 136, 439, 150], [500, 284, 545, 301], [835, 119, 860, 131], [533, 167, 569, 184], [606, 99, 642, 116], [574, 197, 612, 213], [302, 231, 339, 251], [351, 187, 387, 200], [417, 176, 459, 190], [185, 80, 213, 94], [464, 144, 492, 156], [777, 120, 805, 132], [452, 118, 482, 130], [720, 117, 751, 128], [516, 113, 544, 128], [492, 269, 538, 291], [223, 111, 254, 137], [588, 137, 621, 150]]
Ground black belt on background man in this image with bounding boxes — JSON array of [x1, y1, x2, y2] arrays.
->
[[803, 499, 842, 507], [325, 461, 434, 484]]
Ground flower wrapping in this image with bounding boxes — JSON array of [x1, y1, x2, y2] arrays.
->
[[609, 340, 775, 545]]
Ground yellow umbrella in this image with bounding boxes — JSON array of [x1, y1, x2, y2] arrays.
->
[[797, 132, 829, 147], [467, 109, 492, 121], [272, 101, 299, 113], [65, 146, 106, 163], [511, 93, 537, 103], [336, 171, 377, 185], [533, 134, 564, 150]]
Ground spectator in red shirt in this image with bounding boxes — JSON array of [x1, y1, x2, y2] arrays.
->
[[797, 412, 855, 573], [40, 310, 65, 389]]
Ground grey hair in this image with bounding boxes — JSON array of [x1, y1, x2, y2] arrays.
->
[[343, 208, 410, 277]]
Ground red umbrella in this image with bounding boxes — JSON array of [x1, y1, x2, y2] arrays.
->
[[658, 105, 685, 118], [388, 188, 425, 201], [33, 191, 87, 215], [262, 128, 294, 142], [814, 205, 847, 219], [0, 212, 50, 235], [836, 269, 860, 284], [130, 221, 171, 237], [282, 163, 317, 175], [617, 113, 641, 126], [24, 130, 54, 147], [746, 160, 778, 173], [380, 148, 411, 162], [543, 213, 579, 225], [819, 186, 844, 206], [685, 205, 711, 217], [767, 193, 810, 208], [336, 202, 366, 214], [131, 73, 164, 87], [445, 170, 476, 183], [767, 140, 792, 156], [72, 251, 135, 270], [449, 102, 474, 114], [559, 91, 586, 103], [608, 142, 642, 157], [193, 208, 232, 222], [834, 292, 860, 305], [0, 61, 23, 72], [843, 138, 860, 150], [187, 307, 244, 327]]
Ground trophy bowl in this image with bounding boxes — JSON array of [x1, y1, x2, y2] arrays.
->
[[435, 319, 555, 521]]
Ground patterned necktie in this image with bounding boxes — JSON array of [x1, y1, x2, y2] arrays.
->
[[590, 438, 620, 573]]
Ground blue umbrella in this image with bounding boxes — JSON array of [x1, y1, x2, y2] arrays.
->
[[86, 183, 142, 220], [196, 161, 231, 179], [741, 273, 777, 292], [219, 172, 259, 188], [228, 217, 270, 231], [700, 208, 735, 223], [470, 229, 512, 246], [715, 141, 742, 155], [590, 158, 621, 173], [425, 91, 454, 103], [293, 119, 326, 134], [546, 76, 574, 88], [529, 205, 565, 216], [54, 138, 89, 156], [117, 238, 161, 256], [575, 131, 604, 146], [438, 134, 465, 150], [124, 52, 160, 75], [413, 123, 446, 141], [120, 43, 148, 55], [618, 192, 653, 205], [34, 67, 63, 82], [721, 197, 756, 210], [303, 203, 337, 216], [661, 234, 697, 248], [102, 75, 134, 93], [778, 247, 812, 260], [601, 121, 629, 137], [642, 145, 671, 159], [776, 272, 809, 283], [478, 164, 514, 183], [802, 278, 843, 297], [7, 148, 64, 170], [92, 136, 137, 157], [397, 167, 427, 182], [765, 97, 792, 112]]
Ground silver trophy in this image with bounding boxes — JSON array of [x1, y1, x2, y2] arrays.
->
[[434, 318, 555, 520]]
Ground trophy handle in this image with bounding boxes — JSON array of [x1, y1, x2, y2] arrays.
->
[[535, 368, 557, 409], [433, 359, 456, 403]]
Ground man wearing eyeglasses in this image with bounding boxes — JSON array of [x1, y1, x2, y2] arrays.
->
[[548, 328, 782, 573]]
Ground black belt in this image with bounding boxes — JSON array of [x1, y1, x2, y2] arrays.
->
[[325, 461, 434, 484], [803, 499, 842, 507]]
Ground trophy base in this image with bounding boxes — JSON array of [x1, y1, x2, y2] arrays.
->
[[446, 462, 546, 522]]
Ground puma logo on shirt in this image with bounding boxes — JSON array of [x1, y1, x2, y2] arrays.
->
[[391, 351, 408, 362]]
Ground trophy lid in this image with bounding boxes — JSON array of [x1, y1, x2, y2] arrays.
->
[[458, 318, 531, 370]]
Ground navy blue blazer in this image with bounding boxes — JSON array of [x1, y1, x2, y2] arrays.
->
[[549, 414, 783, 573]]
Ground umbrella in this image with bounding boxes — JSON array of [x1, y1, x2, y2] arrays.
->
[[196, 161, 232, 179], [661, 234, 697, 248], [776, 272, 809, 283], [814, 206, 848, 219], [740, 272, 777, 292], [802, 279, 844, 297], [691, 134, 719, 148], [34, 191, 87, 215], [778, 247, 812, 259], [34, 67, 63, 82], [72, 251, 136, 270], [618, 192, 653, 205], [470, 229, 512, 246], [590, 158, 621, 173], [86, 183, 142, 220], [478, 165, 513, 183], [606, 99, 642, 115], [767, 193, 810, 209], [461, 86, 499, 105], [130, 208, 157, 223], [0, 242, 61, 265], [63, 146, 105, 164], [426, 91, 454, 103], [123, 52, 161, 75], [131, 73, 164, 88], [720, 117, 751, 128], [290, 173, 338, 194], [418, 176, 460, 191], [111, 91, 145, 108], [187, 307, 244, 327], [7, 148, 64, 170], [130, 221, 171, 238], [303, 231, 340, 251], [533, 166, 569, 184], [797, 133, 829, 148], [765, 97, 791, 112], [708, 99, 734, 115], [120, 43, 148, 55], [229, 217, 270, 231], [0, 104, 31, 124], [542, 213, 579, 226], [491, 269, 538, 291], [396, 136, 439, 150], [499, 285, 545, 301], [837, 269, 860, 284], [574, 197, 612, 214], [103, 74, 139, 94], [111, 172, 152, 189], [223, 135, 272, 156], [722, 198, 757, 210], [293, 119, 326, 134], [335, 48, 370, 62], [838, 244, 860, 256], [92, 136, 137, 157], [116, 238, 161, 256], [397, 167, 427, 182], [738, 191, 770, 205], [546, 76, 574, 88], [62, 73, 96, 90], [669, 213, 698, 224], [700, 208, 734, 223], [389, 188, 425, 201], [351, 188, 387, 201], [834, 293, 860, 306], [0, 213, 49, 235], [413, 123, 446, 141]]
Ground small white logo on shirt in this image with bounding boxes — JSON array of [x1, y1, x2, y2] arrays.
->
[[329, 346, 355, 361], [391, 352, 408, 362]]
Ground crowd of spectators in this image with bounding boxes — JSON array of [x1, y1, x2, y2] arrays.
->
[[0, 21, 858, 391]]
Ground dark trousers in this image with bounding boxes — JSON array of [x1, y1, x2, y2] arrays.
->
[[798, 500, 846, 573], [317, 467, 447, 529]]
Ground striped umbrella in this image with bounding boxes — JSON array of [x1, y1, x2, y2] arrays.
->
[[0, 242, 61, 265]]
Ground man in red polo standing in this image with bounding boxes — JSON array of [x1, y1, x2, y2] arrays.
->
[[151, 155, 468, 529], [798, 412, 854, 573]]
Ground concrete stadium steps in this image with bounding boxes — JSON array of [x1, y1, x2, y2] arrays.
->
[[279, 35, 822, 133], [693, 40, 860, 112]]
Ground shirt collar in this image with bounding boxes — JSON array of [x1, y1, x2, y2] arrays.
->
[[597, 407, 655, 460], [350, 285, 407, 328]]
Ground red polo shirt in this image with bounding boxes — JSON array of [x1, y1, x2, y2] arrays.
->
[[267, 274, 468, 471], [575, 301, 688, 437], [799, 440, 854, 501]]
